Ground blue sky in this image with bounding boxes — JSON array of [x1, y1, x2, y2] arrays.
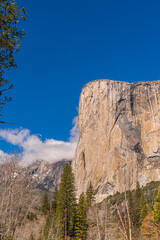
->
[[1, 0, 160, 160]]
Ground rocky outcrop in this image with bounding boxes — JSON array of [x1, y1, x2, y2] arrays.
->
[[26, 160, 71, 191], [72, 79, 160, 202]]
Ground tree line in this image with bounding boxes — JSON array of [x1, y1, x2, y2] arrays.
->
[[39, 164, 95, 240], [0, 161, 160, 239], [39, 165, 160, 240]]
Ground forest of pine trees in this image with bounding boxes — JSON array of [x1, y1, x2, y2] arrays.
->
[[38, 166, 160, 240], [39, 164, 95, 240], [1, 163, 160, 240], [37, 165, 160, 240]]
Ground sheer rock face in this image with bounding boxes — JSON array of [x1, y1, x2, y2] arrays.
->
[[72, 79, 160, 202]]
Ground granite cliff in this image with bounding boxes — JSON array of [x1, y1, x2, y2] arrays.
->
[[72, 79, 160, 201]]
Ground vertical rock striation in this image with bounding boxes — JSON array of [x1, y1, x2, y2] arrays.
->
[[72, 79, 160, 201]]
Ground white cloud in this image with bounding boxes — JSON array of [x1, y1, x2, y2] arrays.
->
[[0, 150, 10, 164], [0, 116, 78, 166], [69, 116, 78, 143], [21, 136, 77, 166], [0, 150, 7, 163], [0, 128, 30, 146]]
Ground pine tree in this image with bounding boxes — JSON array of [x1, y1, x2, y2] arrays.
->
[[41, 192, 50, 215], [56, 164, 76, 239], [86, 181, 95, 208], [152, 186, 160, 225], [75, 192, 87, 239], [42, 213, 54, 239], [128, 190, 135, 224], [133, 182, 146, 228], [41, 187, 59, 239], [52, 186, 58, 213], [139, 204, 149, 225]]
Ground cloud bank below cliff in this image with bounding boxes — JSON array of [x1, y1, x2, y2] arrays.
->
[[0, 116, 78, 166]]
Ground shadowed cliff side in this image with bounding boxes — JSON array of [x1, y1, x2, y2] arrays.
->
[[72, 79, 160, 202]]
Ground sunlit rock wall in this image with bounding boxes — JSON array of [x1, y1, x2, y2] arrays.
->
[[72, 79, 160, 202]]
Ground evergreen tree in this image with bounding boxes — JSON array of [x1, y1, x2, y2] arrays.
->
[[75, 192, 87, 239], [41, 192, 50, 215], [86, 181, 95, 208], [139, 204, 149, 225], [133, 182, 145, 227], [0, 0, 26, 121], [41, 187, 59, 239], [152, 186, 160, 225], [56, 164, 76, 239], [52, 186, 58, 213], [42, 212, 54, 239], [128, 190, 135, 224]]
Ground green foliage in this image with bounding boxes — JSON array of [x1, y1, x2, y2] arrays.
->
[[52, 186, 58, 213], [29, 234, 35, 240], [139, 204, 149, 224], [125, 182, 147, 228], [143, 181, 160, 206], [27, 212, 37, 221], [56, 164, 77, 239], [107, 181, 160, 209], [41, 192, 50, 215], [75, 192, 87, 239], [86, 181, 95, 208], [133, 182, 146, 227], [144, 181, 160, 191], [42, 212, 54, 239], [128, 190, 135, 224], [107, 191, 125, 206], [0, 0, 26, 120], [41, 187, 59, 239], [152, 186, 160, 225]]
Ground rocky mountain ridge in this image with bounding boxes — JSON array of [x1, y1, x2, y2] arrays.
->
[[72, 79, 160, 202], [1, 159, 71, 192], [26, 159, 71, 191]]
